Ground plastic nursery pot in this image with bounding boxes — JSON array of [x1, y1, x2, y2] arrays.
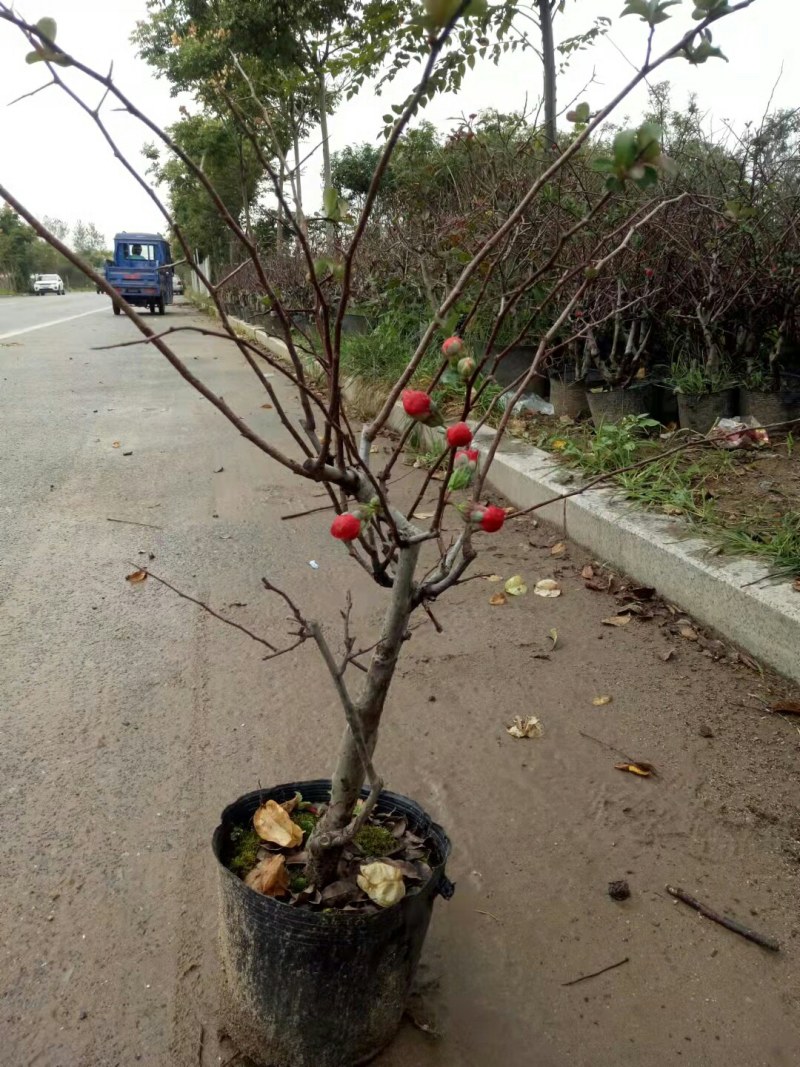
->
[[491, 344, 548, 396], [549, 375, 589, 419], [676, 387, 737, 434], [586, 384, 653, 426], [213, 780, 453, 1067], [739, 388, 800, 429]]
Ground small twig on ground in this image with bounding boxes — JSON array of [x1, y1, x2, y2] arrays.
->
[[561, 956, 630, 987], [282, 503, 335, 521], [108, 516, 163, 530], [197, 1023, 205, 1066], [137, 565, 278, 651], [665, 885, 780, 951], [578, 730, 635, 763]]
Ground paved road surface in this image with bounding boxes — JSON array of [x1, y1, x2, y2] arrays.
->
[[0, 291, 106, 341], [1, 298, 799, 1066]]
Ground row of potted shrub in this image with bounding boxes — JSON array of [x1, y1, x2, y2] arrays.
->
[[548, 366, 800, 432]]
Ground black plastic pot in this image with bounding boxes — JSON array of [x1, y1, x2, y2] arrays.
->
[[213, 781, 453, 1067], [739, 388, 800, 428], [549, 375, 589, 418], [676, 387, 737, 433], [586, 384, 653, 426], [490, 344, 548, 395]]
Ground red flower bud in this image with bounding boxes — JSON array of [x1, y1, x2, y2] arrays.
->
[[442, 335, 464, 359], [574, 309, 584, 319], [446, 422, 473, 448], [457, 355, 476, 380], [330, 513, 362, 541], [454, 447, 479, 469], [402, 389, 432, 419], [644, 267, 654, 278], [468, 504, 506, 533]]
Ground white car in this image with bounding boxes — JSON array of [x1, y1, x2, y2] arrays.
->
[[33, 274, 65, 295]]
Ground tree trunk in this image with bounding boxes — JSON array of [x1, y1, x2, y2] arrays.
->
[[276, 159, 285, 254], [538, 0, 558, 150], [290, 96, 305, 237], [306, 543, 420, 887], [319, 71, 335, 256]]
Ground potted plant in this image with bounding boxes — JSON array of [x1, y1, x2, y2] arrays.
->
[[583, 272, 656, 425], [666, 352, 738, 433], [0, 2, 755, 1064]]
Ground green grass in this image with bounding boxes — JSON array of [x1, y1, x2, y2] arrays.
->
[[546, 414, 800, 580]]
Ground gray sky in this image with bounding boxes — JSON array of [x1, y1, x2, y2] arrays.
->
[[0, 0, 796, 247]]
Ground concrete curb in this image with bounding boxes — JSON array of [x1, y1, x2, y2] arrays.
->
[[230, 317, 800, 685]]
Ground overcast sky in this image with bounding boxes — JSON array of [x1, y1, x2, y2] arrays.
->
[[0, 0, 796, 247]]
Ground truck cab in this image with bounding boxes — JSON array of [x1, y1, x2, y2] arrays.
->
[[104, 232, 174, 315]]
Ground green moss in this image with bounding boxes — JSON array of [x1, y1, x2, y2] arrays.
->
[[290, 874, 309, 894], [228, 827, 261, 876], [354, 824, 396, 858], [292, 812, 318, 838]]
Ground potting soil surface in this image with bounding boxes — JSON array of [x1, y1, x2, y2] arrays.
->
[[1, 303, 799, 1067]]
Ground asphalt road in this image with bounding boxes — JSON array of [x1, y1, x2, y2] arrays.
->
[[0, 291, 106, 341], [1, 298, 799, 1066]]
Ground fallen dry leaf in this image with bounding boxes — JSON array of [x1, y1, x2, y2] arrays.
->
[[592, 695, 613, 706], [679, 625, 699, 641], [357, 861, 405, 908], [253, 799, 303, 848], [550, 542, 566, 556], [581, 564, 595, 580], [484, 574, 503, 582], [112, 441, 121, 448], [244, 854, 290, 897], [771, 700, 800, 716], [602, 614, 632, 627], [534, 579, 561, 598], [549, 628, 559, 649], [506, 715, 543, 739], [504, 575, 528, 597], [614, 761, 656, 778], [413, 512, 434, 520], [260, 403, 273, 409], [661, 649, 675, 662], [125, 569, 147, 584], [280, 792, 301, 815], [585, 579, 606, 592], [489, 592, 507, 606]]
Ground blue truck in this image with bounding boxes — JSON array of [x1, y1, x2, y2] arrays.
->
[[104, 232, 175, 315]]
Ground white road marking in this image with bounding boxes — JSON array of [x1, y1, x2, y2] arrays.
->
[[0, 306, 107, 342]]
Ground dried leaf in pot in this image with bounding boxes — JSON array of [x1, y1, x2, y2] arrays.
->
[[244, 854, 290, 897], [357, 861, 406, 908], [253, 799, 304, 848]]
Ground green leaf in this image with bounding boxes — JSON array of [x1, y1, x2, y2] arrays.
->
[[613, 129, 638, 170], [447, 466, 474, 493], [35, 17, 57, 41], [25, 49, 45, 64], [574, 101, 591, 123], [322, 186, 340, 220]]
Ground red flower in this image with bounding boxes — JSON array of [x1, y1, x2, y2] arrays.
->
[[644, 267, 654, 278], [469, 504, 506, 533], [446, 422, 473, 448], [454, 447, 479, 469], [402, 389, 432, 419], [330, 513, 362, 541], [442, 335, 464, 359]]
